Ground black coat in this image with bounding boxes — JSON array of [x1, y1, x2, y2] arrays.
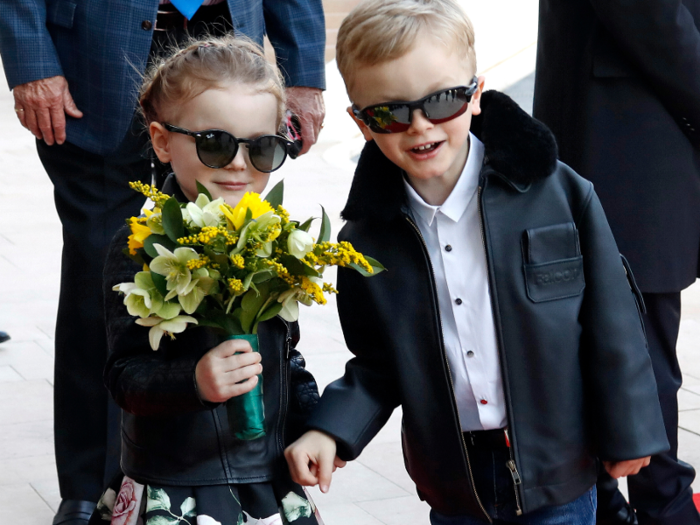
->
[[533, 0, 700, 293], [307, 91, 668, 518], [103, 223, 317, 485]]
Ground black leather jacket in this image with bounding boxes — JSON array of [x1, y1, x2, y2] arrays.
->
[[307, 91, 668, 519], [103, 221, 318, 486]]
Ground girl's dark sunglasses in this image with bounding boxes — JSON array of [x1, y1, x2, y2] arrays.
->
[[162, 123, 293, 172], [352, 77, 479, 134]]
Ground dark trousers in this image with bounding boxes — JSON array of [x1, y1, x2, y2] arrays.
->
[[597, 292, 700, 525], [37, 4, 233, 502], [37, 121, 152, 501]]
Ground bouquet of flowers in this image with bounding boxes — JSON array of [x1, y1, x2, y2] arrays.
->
[[114, 180, 383, 439]]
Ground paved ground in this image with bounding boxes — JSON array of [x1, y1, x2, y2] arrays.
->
[[1, 2, 700, 524]]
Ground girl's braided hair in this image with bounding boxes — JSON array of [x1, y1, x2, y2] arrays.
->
[[139, 34, 286, 129]]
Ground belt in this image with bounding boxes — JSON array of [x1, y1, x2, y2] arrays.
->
[[155, 7, 188, 32], [154, 4, 227, 32], [463, 428, 510, 449]]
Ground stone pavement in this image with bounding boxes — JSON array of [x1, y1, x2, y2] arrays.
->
[[1, 2, 700, 524]]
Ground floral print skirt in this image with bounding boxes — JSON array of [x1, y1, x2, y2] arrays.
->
[[89, 472, 323, 525]]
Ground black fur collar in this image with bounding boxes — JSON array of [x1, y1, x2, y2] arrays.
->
[[341, 90, 558, 222]]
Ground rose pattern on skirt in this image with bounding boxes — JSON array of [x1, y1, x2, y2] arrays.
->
[[111, 477, 144, 525]]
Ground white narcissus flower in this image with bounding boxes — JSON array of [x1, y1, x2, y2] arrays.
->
[[113, 272, 164, 318], [288, 229, 315, 259], [185, 194, 226, 228], [149, 244, 199, 296], [136, 315, 198, 350]]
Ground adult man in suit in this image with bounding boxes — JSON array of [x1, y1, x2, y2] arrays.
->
[[0, 2, 325, 524], [533, 1, 700, 524]]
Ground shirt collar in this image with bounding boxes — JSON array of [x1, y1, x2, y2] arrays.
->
[[403, 132, 485, 226]]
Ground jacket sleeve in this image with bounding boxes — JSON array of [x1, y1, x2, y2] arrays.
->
[[103, 227, 218, 417], [306, 238, 400, 460], [0, 0, 64, 89], [576, 186, 669, 461], [263, 0, 326, 89], [588, 0, 700, 144]]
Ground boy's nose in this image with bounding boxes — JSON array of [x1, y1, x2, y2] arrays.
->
[[407, 109, 434, 134]]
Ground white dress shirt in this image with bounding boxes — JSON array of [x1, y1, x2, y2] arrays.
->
[[403, 133, 507, 431]]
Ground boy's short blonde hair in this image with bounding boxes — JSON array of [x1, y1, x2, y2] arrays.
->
[[336, 0, 476, 92]]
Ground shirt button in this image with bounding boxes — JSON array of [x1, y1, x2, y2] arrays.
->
[[455, 298, 463, 305], [142, 20, 153, 30], [445, 245, 453, 252], [480, 399, 488, 405], [467, 350, 475, 357]]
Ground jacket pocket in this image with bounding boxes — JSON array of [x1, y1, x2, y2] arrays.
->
[[522, 222, 585, 303], [46, 1, 77, 29]]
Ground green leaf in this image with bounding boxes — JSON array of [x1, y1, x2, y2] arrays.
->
[[161, 197, 185, 242], [252, 270, 275, 283], [143, 234, 177, 258], [146, 517, 179, 525], [256, 302, 283, 324], [237, 513, 245, 525], [210, 311, 244, 335], [318, 206, 331, 243], [146, 486, 172, 513], [150, 271, 169, 297], [365, 255, 386, 274], [298, 217, 315, 232], [348, 262, 374, 277], [180, 497, 196, 518], [280, 254, 320, 277], [240, 283, 269, 333], [264, 179, 284, 208], [195, 180, 212, 200]]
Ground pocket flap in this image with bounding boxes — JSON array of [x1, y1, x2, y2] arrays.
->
[[523, 222, 580, 264], [524, 257, 585, 303], [47, 1, 77, 29]]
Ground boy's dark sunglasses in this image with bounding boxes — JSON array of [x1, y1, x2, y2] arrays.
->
[[352, 77, 479, 134], [162, 123, 293, 172]]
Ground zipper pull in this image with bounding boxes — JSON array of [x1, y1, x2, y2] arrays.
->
[[506, 460, 523, 516], [504, 429, 511, 448]]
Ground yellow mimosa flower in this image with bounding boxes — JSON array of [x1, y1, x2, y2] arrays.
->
[[128, 216, 152, 255], [221, 193, 273, 230]]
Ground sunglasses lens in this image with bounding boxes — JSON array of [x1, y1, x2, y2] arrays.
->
[[363, 106, 411, 134], [422, 88, 470, 123], [249, 136, 288, 172], [197, 130, 237, 168]]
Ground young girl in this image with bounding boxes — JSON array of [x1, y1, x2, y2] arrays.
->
[[89, 36, 324, 525]]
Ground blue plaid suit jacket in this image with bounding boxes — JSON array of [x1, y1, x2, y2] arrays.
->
[[0, 0, 326, 154]]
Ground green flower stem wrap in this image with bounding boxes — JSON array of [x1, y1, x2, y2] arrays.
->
[[226, 334, 266, 440]]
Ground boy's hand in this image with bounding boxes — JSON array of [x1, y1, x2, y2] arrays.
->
[[603, 456, 652, 478], [285, 430, 346, 493], [195, 339, 262, 403]]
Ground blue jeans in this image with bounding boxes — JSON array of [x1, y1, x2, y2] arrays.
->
[[429, 447, 596, 525]]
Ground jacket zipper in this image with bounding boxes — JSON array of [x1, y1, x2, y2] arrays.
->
[[276, 318, 292, 454], [477, 180, 523, 516], [405, 215, 492, 524]]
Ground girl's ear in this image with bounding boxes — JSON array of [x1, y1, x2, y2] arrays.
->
[[150, 122, 172, 163], [346, 106, 374, 141]]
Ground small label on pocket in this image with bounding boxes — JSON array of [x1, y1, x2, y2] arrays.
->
[[524, 256, 585, 303]]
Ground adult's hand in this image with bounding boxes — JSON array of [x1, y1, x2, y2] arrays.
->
[[285, 86, 325, 155], [12, 75, 83, 146]]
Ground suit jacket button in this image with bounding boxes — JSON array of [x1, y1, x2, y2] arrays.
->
[[142, 20, 153, 30]]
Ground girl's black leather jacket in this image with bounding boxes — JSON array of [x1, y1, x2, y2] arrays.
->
[[103, 221, 317, 485], [308, 91, 669, 519]]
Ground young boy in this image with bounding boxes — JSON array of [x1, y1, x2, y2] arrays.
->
[[285, 0, 669, 523]]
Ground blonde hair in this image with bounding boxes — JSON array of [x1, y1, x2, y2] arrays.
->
[[139, 34, 286, 128], [336, 0, 476, 91]]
